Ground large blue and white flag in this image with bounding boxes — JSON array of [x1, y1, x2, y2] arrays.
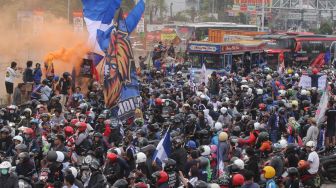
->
[[82, 0, 145, 65], [82, 0, 122, 54], [152, 130, 171, 165]]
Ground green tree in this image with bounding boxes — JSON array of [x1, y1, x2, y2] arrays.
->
[[319, 22, 333, 35]]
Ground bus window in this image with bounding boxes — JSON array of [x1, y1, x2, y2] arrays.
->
[[189, 54, 202, 68], [203, 54, 222, 69]]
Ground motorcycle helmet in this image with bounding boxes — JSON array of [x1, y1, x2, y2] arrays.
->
[[46, 151, 58, 162], [64, 126, 74, 135], [89, 159, 100, 171], [256, 89, 263, 95], [254, 122, 261, 130], [186, 140, 197, 149], [172, 138, 183, 148], [218, 132, 228, 142], [258, 103, 266, 111], [199, 145, 211, 156], [113, 179, 128, 188], [93, 132, 103, 139], [56, 151, 65, 163], [15, 144, 27, 152], [217, 174, 230, 186], [194, 180, 208, 188], [18, 152, 30, 162], [210, 145, 217, 153], [163, 158, 176, 172], [23, 108, 32, 116], [151, 171, 168, 185], [233, 159, 244, 170], [67, 166, 78, 178], [279, 139, 288, 148], [263, 166, 276, 179], [258, 131, 269, 142], [198, 156, 209, 169], [77, 122, 87, 132], [0, 161, 11, 169], [287, 167, 299, 177], [135, 152, 147, 164], [214, 122, 222, 131], [305, 140, 316, 149], [220, 107, 228, 114], [24, 128, 34, 135], [232, 174, 245, 186], [298, 160, 309, 169], [70, 119, 79, 126], [133, 182, 148, 188], [232, 126, 241, 136], [13, 135, 23, 143], [272, 143, 283, 153]]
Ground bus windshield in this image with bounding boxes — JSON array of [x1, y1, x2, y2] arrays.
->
[[189, 53, 222, 69], [203, 54, 222, 69]]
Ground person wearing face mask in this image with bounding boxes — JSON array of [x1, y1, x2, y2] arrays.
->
[[0, 161, 18, 188]]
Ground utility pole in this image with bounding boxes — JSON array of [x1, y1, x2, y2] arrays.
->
[[67, 0, 71, 24], [261, 0, 265, 31]]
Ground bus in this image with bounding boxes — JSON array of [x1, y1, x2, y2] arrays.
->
[[263, 35, 336, 68], [187, 40, 266, 82], [176, 22, 258, 41]]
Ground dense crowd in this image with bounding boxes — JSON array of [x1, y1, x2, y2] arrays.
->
[[0, 43, 335, 188]]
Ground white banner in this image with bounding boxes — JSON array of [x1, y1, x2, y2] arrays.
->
[[315, 91, 329, 125], [73, 15, 84, 33], [298, 75, 311, 88]]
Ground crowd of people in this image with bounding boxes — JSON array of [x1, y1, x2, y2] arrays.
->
[[0, 42, 335, 188]]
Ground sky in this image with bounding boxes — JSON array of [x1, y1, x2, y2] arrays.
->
[[165, 0, 188, 15]]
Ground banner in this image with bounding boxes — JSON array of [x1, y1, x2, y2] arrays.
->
[[315, 91, 329, 125], [73, 12, 84, 33], [298, 75, 311, 88], [103, 6, 143, 120], [299, 74, 327, 90], [161, 33, 177, 41]]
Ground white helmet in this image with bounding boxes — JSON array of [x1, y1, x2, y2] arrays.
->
[[200, 145, 211, 156], [241, 79, 248, 84], [13, 135, 23, 143], [294, 73, 299, 78], [136, 152, 147, 164], [0, 161, 11, 169], [256, 89, 263, 95], [279, 90, 286, 97], [114, 148, 122, 156], [249, 79, 254, 83], [279, 139, 288, 149], [241, 85, 249, 90], [254, 122, 260, 130], [301, 89, 307, 96], [208, 183, 220, 188], [56, 151, 65, 163], [233, 159, 245, 170], [305, 141, 316, 148], [247, 88, 253, 95], [214, 122, 223, 131], [220, 107, 228, 114], [68, 166, 78, 178], [266, 74, 272, 80]]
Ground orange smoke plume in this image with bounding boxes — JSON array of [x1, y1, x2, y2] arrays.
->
[[44, 43, 90, 76]]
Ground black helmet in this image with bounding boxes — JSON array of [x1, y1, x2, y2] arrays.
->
[[63, 72, 70, 77], [163, 158, 176, 172], [89, 159, 100, 171], [198, 157, 209, 169], [287, 167, 299, 177], [93, 132, 103, 138], [18, 152, 30, 162], [47, 151, 58, 162], [112, 179, 128, 188]]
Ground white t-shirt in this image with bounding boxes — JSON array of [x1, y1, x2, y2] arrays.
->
[[5, 67, 17, 83], [40, 85, 52, 101], [307, 151, 319, 174]]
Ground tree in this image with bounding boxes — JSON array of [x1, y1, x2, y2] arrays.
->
[[319, 22, 333, 35]]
